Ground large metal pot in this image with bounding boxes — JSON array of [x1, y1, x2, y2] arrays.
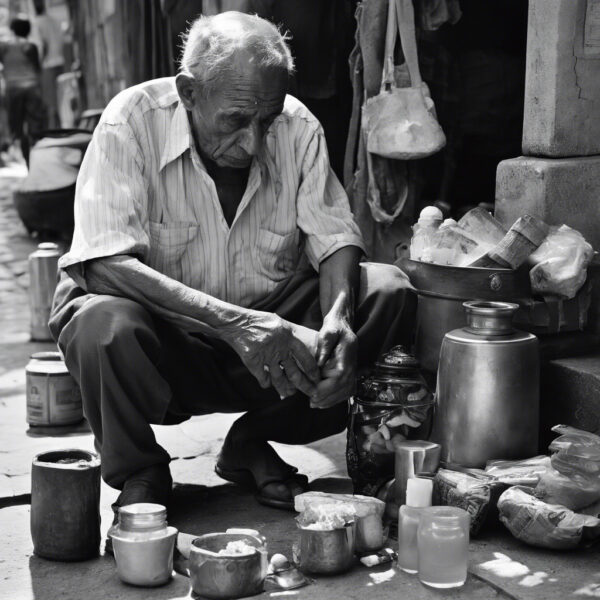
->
[[398, 259, 531, 372], [432, 301, 539, 467]]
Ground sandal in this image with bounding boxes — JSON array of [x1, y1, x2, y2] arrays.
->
[[215, 460, 309, 511]]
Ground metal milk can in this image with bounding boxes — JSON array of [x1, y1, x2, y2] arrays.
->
[[432, 301, 539, 468], [28, 242, 61, 341]]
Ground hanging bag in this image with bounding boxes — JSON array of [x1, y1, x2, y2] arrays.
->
[[363, 0, 446, 160]]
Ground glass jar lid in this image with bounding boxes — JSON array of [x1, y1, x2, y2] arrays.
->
[[118, 503, 167, 532], [374, 346, 420, 375]]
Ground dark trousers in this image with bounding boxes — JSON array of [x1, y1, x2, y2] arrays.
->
[[50, 263, 416, 489], [6, 85, 47, 163]]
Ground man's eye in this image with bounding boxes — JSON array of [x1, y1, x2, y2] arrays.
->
[[226, 115, 247, 129]]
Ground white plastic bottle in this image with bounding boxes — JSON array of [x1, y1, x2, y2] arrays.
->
[[410, 206, 443, 261], [397, 478, 433, 573]]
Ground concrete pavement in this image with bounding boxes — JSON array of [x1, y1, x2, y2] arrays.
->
[[0, 160, 598, 600]]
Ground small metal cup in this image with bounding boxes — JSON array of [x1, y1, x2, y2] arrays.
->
[[189, 532, 267, 599], [293, 522, 355, 575]]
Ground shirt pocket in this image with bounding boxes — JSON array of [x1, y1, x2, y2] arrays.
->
[[257, 228, 301, 282], [147, 220, 198, 283]]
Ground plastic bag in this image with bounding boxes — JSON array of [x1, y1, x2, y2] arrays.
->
[[485, 456, 551, 487], [296, 503, 356, 531], [435, 468, 504, 535], [528, 225, 594, 299], [497, 486, 600, 550], [534, 425, 600, 511], [364, 0, 445, 160]]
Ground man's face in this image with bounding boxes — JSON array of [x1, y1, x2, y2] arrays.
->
[[182, 51, 288, 169]]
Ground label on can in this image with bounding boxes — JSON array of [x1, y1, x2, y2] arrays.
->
[[26, 372, 82, 426], [26, 380, 48, 424]]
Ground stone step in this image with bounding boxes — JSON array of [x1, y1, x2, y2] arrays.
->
[[540, 353, 600, 449]]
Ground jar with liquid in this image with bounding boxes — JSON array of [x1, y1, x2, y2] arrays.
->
[[417, 506, 470, 588], [109, 503, 177, 587]]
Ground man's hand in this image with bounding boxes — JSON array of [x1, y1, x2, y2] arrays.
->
[[311, 315, 358, 409], [222, 310, 321, 399]]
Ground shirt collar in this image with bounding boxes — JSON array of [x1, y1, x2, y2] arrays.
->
[[159, 100, 193, 172]]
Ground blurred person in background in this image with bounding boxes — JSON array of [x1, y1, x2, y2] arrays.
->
[[33, 0, 65, 129], [0, 16, 47, 164]]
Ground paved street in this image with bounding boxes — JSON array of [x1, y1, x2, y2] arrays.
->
[[0, 161, 598, 600]]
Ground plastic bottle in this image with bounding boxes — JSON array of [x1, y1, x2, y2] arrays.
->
[[397, 477, 433, 573], [410, 206, 443, 261]]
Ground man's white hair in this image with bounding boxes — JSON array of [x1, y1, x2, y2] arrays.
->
[[180, 12, 294, 91]]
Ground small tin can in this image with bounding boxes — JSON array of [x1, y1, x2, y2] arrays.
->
[[26, 352, 82, 426], [28, 242, 61, 341]]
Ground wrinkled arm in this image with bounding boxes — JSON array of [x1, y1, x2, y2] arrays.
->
[[318, 245, 362, 329], [68, 255, 245, 336], [69, 255, 320, 398], [294, 121, 365, 407]]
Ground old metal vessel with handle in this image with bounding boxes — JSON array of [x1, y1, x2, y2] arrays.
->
[[432, 301, 539, 468]]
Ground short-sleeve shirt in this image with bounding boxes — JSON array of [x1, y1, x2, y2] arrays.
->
[[60, 77, 365, 308]]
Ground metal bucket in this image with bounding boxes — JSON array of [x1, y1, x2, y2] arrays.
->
[[398, 258, 531, 372]]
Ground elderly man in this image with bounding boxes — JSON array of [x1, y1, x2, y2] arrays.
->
[[50, 12, 415, 513]]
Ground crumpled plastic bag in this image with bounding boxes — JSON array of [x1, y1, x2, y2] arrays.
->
[[435, 468, 504, 535], [528, 225, 594, 299], [485, 456, 552, 487], [294, 492, 384, 519], [296, 503, 356, 531], [549, 424, 600, 477], [497, 486, 600, 550], [534, 425, 600, 511]]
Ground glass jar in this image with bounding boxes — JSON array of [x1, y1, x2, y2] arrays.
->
[[417, 506, 470, 588], [346, 346, 434, 496], [109, 503, 178, 587]]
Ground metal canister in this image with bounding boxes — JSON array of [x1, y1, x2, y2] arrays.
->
[[432, 301, 539, 468], [28, 242, 61, 341], [26, 352, 82, 426], [31, 449, 101, 561]]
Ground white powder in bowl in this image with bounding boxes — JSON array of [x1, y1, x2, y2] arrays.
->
[[217, 540, 257, 556]]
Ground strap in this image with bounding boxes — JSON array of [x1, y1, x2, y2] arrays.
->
[[381, 0, 398, 90], [395, 0, 422, 87]]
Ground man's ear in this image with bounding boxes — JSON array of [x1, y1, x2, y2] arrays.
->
[[175, 73, 199, 110]]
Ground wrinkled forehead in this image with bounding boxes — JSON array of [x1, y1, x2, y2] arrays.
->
[[199, 51, 289, 111]]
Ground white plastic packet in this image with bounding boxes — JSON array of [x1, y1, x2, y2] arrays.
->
[[498, 486, 600, 550], [528, 225, 594, 299]]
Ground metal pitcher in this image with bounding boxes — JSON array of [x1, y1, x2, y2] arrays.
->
[[432, 301, 539, 468]]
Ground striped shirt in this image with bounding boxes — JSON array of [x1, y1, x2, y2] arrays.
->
[[60, 77, 365, 307]]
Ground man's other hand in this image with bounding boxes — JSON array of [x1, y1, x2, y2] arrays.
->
[[224, 310, 320, 399], [311, 316, 357, 409]]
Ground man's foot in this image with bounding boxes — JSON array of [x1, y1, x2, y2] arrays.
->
[[104, 465, 173, 556], [215, 437, 308, 511]]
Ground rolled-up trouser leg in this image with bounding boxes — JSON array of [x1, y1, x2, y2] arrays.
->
[[228, 262, 417, 445], [57, 295, 172, 490]]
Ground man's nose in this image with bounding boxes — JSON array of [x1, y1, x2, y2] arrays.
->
[[239, 121, 262, 157]]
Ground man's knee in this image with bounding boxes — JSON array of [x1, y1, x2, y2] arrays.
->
[[358, 262, 415, 308], [59, 295, 157, 358]]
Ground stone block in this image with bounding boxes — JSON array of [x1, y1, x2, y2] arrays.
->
[[540, 354, 600, 448], [495, 155, 600, 249], [524, 0, 600, 156]]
